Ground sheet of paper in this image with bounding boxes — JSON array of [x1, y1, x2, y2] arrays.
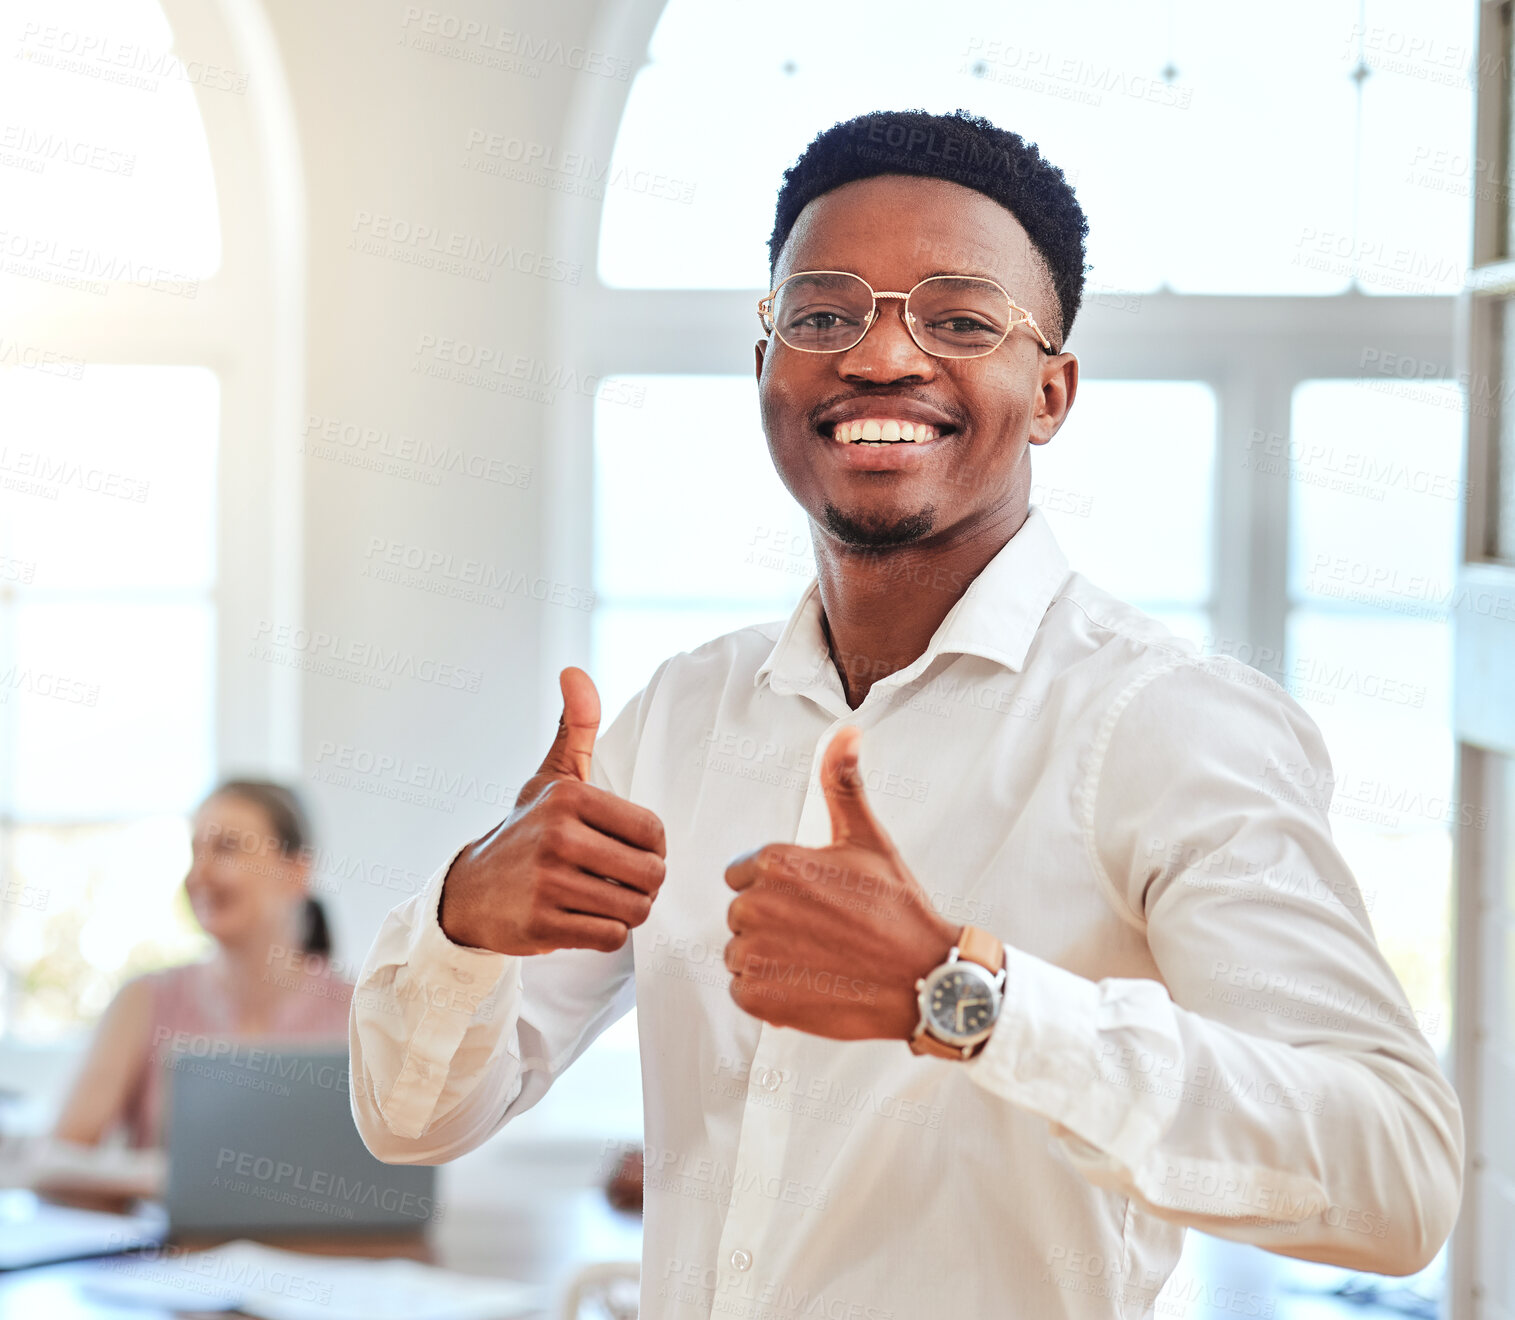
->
[[0, 1189, 167, 1270], [82, 1239, 546, 1320]]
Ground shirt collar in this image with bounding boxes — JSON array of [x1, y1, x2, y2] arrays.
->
[[754, 504, 1072, 697]]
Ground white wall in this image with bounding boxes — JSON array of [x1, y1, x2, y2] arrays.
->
[[258, 0, 655, 961]]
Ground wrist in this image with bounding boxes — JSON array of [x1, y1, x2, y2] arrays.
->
[[437, 850, 486, 950], [888, 915, 961, 1042]]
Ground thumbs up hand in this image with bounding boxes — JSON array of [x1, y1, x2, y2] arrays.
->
[[722, 726, 957, 1040], [439, 667, 668, 956]]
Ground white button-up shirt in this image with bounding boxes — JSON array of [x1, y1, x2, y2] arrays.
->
[[350, 505, 1462, 1320]]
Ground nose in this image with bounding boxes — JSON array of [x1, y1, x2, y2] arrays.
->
[[833, 294, 937, 385]]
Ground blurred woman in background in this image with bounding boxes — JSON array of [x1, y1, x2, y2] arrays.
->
[[53, 780, 352, 1148]]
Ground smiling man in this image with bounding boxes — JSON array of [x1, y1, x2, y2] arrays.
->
[[350, 109, 1463, 1319]]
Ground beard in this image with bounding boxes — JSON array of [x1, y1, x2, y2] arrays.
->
[[821, 500, 937, 549]]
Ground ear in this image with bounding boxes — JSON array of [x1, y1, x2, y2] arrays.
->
[[755, 337, 768, 382], [280, 847, 312, 898], [1029, 351, 1078, 447]]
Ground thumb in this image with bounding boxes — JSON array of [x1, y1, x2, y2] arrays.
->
[[538, 666, 601, 782], [820, 725, 898, 858]]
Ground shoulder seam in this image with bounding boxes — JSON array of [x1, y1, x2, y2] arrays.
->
[[1075, 654, 1194, 934]]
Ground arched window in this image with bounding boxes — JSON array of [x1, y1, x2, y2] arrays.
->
[[0, 0, 304, 1037]]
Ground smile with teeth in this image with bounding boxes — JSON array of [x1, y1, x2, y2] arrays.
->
[[831, 418, 943, 445]]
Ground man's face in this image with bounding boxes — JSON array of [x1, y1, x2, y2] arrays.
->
[[756, 173, 1077, 551]]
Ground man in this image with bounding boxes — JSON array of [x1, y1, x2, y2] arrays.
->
[[350, 109, 1463, 1319]]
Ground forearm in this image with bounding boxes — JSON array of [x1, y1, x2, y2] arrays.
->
[[968, 947, 1463, 1272], [349, 855, 528, 1162], [349, 849, 639, 1163]]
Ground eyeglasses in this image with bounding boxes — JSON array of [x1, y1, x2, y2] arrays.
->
[[758, 269, 1053, 359]]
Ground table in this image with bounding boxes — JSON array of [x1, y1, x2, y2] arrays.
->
[[0, 1144, 645, 1319]]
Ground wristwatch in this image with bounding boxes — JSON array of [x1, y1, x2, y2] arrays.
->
[[909, 926, 1007, 1060]]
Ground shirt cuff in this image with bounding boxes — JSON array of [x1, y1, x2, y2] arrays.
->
[[965, 941, 1180, 1172], [375, 849, 523, 1138]]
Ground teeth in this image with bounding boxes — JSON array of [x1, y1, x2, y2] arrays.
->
[[830, 419, 939, 444]]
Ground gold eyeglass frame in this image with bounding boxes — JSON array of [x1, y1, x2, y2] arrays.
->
[[758, 269, 1054, 358]]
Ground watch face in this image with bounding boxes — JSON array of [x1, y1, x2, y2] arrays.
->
[[924, 965, 998, 1042]]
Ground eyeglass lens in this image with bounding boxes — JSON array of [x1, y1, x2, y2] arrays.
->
[[770, 272, 1014, 357]]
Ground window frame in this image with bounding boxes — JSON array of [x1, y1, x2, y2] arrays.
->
[[0, 0, 306, 1041]]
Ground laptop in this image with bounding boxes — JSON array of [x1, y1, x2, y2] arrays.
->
[[164, 1046, 437, 1235]]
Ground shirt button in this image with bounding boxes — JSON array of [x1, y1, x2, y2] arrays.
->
[[763, 1070, 782, 1092], [730, 1248, 752, 1272]]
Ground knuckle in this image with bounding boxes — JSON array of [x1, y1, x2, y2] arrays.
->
[[600, 923, 630, 952], [539, 776, 582, 810], [643, 853, 667, 892], [754, 844, 786, 878], [625, 892, 654, 927], [537, 817, 574, 861]]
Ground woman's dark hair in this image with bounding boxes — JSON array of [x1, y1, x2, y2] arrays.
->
[[204, 778, 332, 960]]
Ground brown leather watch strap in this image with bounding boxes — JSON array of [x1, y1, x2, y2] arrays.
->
[[956, 924, 1005, 974], [909, 1030, 968, 1060]]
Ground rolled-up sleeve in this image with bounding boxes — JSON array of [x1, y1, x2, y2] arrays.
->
[[966, 654, 1464, 1273], [350, 664, 669, 1164]]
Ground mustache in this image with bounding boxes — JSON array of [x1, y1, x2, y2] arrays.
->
[[805, 389, 967, 430]]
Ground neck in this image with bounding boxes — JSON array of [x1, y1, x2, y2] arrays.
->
[[815, 502, 1028, 708], [211, 915, 305, 1032]]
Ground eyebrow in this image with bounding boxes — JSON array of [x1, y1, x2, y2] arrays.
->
[[920, 269, 1002, 282]]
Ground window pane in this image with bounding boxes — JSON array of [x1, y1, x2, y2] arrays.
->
[[0, 365, 218, 591], [0, 817, 205, 1039], [1356, 0, 1475, 296], [593, 375, 810, 606], [1288, 379, 1465, 607], [1031, 381, 1215, 605], [0, 0, 223, 295], [599, 0, 1470, 296], [10, 601, 214, 819]]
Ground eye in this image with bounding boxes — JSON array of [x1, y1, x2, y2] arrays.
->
[[931, 315, 995, 335], [790, 308, 861, 331]]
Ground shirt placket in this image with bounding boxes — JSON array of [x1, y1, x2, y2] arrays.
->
[[708, 711, 857, 1314]]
